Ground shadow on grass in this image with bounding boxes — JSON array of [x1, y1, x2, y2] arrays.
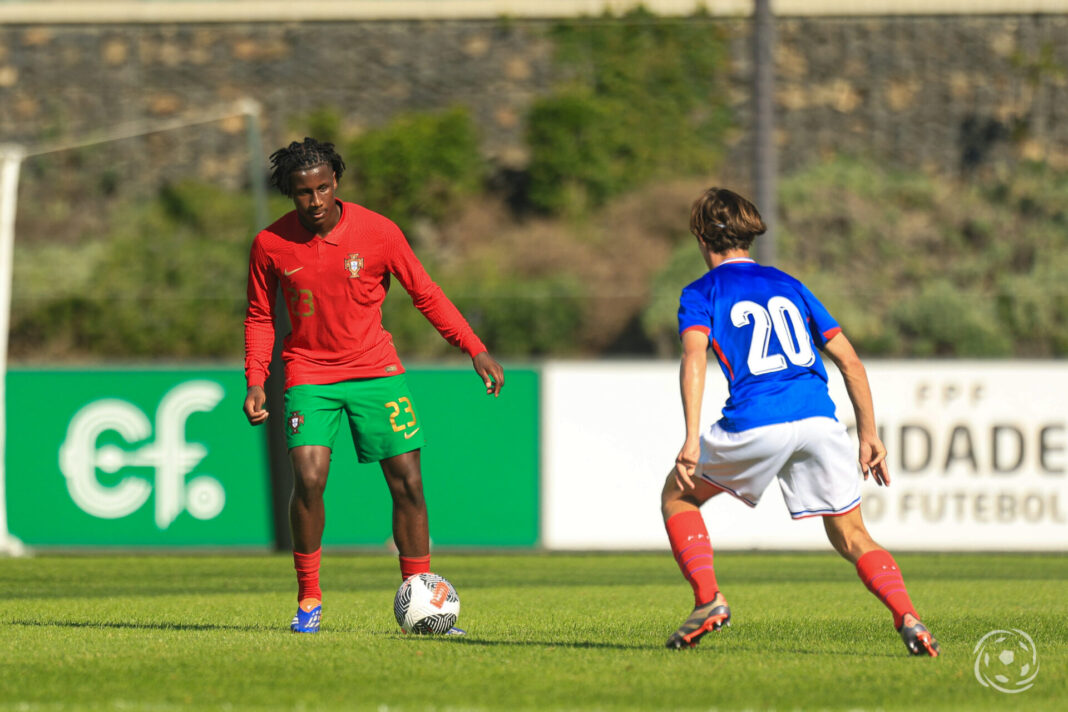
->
[[5, 621, 905, 658], [385, 633, 903, 657], [390, 635, 649, 651], [5, 619, 272, 632], [5, 620, 650, 649]]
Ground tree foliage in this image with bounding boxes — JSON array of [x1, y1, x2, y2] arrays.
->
[[525, 8, 731, 214]]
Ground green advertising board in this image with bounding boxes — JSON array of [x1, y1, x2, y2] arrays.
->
[[6, 368, 273, 548], [318, 367, 540, 549], [4, 366, 540, 549]]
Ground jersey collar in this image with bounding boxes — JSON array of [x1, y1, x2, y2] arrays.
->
[[316, 200, 346, 245], [717, 257, 756, 267]]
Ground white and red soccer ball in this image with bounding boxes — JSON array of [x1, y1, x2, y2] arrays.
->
[[393, 572, 460, 634]]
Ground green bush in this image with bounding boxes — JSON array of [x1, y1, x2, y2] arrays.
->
[[345, 107, 485, 234], [15, 154, 1068, 362], [525, 91, 628, 214], [380, 264, 585, 359], [639, 238, 708, 356], [890, 280, 1013, 357], [640, 157, 1068, 358], [453, 275, 585, 357], [294, 106, 344, 147], [773, 157, 1068, 357], [526, 8, 730, 214], [10, 181, 271, 359], [993, 228, 1068, 356]]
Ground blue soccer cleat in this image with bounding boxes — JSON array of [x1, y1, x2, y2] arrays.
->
[[290, 599, 322, 634]]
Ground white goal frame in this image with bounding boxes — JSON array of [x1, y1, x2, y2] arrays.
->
[[0, 99, 266, 556]]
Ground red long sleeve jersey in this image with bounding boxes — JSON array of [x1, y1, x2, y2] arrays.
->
[[244, 200, 486, 390]]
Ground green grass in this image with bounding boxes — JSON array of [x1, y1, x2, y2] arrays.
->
[[1, 552, 1065, 711]]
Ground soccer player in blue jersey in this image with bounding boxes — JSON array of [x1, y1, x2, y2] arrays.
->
[[660, 187, 940, 656]]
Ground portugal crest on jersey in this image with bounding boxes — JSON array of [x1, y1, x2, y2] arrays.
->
[[288, 411, 304, 435], [344, 253, 364, 278]]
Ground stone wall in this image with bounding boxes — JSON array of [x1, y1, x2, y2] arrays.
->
[[1, 14, 1065, 194], [763, 14, 1068, 177]]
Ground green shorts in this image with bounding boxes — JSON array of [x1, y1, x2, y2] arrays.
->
[[283, 375, 425, 463]]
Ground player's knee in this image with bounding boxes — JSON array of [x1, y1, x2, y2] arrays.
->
[[825, 522, 876, 562], [292, 468, 328, 498], [661, 471, 694, 519], [391, 478, 425, 511], [659, 473, 677, 508], [400, 471, 425, 502], [289, 446, 330, 497], [660, 493, 679, 519]]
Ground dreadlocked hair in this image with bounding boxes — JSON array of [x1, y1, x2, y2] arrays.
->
[[268, 137, 346, 197], [689, 187, 766, 254]]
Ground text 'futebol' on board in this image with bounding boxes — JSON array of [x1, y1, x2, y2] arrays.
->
[[863, 490, 1066, 524]]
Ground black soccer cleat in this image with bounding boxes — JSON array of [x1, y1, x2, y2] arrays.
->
[[898, 613, 940, 657], [666, 593, 731, 650]]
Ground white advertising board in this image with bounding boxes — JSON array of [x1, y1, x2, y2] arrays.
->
[[542, 360, 1067, 551]]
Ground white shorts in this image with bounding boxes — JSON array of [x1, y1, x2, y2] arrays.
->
[[696, 417, 861, 519]]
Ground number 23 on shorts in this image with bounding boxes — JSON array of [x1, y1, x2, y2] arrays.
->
[[384, 396, 417, 435]]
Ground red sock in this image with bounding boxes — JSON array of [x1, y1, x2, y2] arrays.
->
[[400, 554, 431, 581], [856, 549, 917, 629], [293, 548, 322, 603], [665, 511, 720, 607]]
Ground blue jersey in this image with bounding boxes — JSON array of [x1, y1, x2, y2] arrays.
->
[[677, 258, 842, 432]]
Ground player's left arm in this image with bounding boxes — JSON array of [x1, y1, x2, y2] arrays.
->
[[472, 350, 505, 397], [823, 332, 890, 486], [386, 223, 504, 395], [243, 385, 269, 426]]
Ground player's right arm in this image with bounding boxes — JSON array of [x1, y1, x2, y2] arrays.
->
[[243, 236, 277, 425], [823, 332, 889, 486], [676, 328, 709, 490], [243, 385, 269, 425]]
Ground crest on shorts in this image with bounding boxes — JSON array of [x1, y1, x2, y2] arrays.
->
[[344, 253, 364, 278], [288, 411, 304, 435]]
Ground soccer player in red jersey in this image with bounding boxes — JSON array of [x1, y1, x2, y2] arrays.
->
[[242, 138, 504, 634], [661, 188, 939, 656]]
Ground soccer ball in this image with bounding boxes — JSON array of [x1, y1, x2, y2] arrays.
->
[[393, 572, 460, 634]]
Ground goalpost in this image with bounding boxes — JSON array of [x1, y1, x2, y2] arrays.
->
[[0, 144, 26, 556], [0, 99, 268, 557]]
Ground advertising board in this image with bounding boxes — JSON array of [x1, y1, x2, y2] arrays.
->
[[6, 368, 273, 547], [4, 366, 540, 549], [542, 361, 1067, 551], [319, 367, 540, 548]]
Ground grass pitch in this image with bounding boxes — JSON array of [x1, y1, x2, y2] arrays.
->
[[1, 552, 1064, 711]]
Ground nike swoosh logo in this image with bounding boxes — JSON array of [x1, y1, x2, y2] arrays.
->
[[404, 428, 421, 440], [283, 267, 304, 276]]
